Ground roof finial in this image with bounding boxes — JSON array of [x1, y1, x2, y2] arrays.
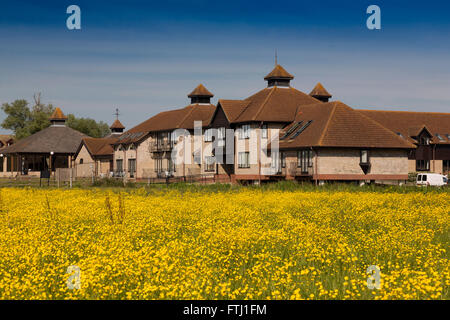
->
[[114, 108, 120, 120], [275, 49, 278, 66]]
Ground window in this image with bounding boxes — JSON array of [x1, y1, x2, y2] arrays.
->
[[290, 120, 313, 139], [168, 157, 176, 173], [443, 160, 450, 173], [436, 134, 444, 141], [204, 128, 213, 142], [79, 158, 83, 164], [217, 127, 226, 147], [297, 150, 313, 172], [271, 152, 281, 173], [261, 124, 268, 139], [116, 159, 123, 172], [281, 121, 303, 140], [360, 150, 369, 164], [420, 136, 430, 145], [281, 152, 286, 168], [204, 156, 216, 172], [0, 156, 3, 172], [238, 152, 250, 168], [416, 160, 430, 171], [239, 125, 251, 140], [128, 159, 136, 173], [155, 158, 162, 173]]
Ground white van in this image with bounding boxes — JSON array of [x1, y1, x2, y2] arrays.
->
[[416, 173, 448, 187]]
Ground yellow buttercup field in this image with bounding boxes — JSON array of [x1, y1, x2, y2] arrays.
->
[[0, 187, 448, 300]]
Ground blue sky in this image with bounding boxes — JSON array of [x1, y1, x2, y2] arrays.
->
[[1, 0, 449, 134]]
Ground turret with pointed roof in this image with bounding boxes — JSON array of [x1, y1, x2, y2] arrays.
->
[[309, 83, 332, 102], [110, 119, 125, 135], [264, 64, 294, 87], [188, 84, 214, 104], [50, 107, 68, 126]]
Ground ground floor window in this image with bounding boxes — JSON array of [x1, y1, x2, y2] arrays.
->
[[444, 160, 450, 174], [297, 150, 313, 172], [238, 152, 250, 168], [116, 159, 123, 172], [6, 156, 19, 172], [168, 157, 176, 173], [128, 159, 136, 177], [281, 152, 286, 168], [0, 157, 3, 172], [416, 159, 430, 171], [204, 156, 216, 172]]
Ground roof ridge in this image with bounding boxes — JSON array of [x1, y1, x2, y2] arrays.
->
[[234, 101, 252, 122], [318, 102, 338, 146], [359, 109, 450, 116], [177, 105, 197, 129], [252, 87, 276, 121]]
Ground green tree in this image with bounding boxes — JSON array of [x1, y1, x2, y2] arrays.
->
[[1, 94, 111, 139], [1, 99, 32, 139], [66, 114, 110, 138]]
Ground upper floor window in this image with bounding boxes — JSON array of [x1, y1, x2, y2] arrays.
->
[[420, 136, 430, 145], [239, 124, 251, 140], [79, 158, 84, 164], [261, 124, 268, 139], [204, 129, 213, 142]]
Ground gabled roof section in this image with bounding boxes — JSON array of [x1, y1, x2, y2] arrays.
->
[[188, 84, 214, 98], [50, 107, 68, 120], [264, 64, 294, 80], [309, 83, 332, 98], [114, 104, 215, 144], [217, 100, 251, 123], [231, 86, 320, 123], [359, 110, 450, 144], [78, 137, 117, 158], [278, 101, 416, 149], [0, 135, 14, 148]]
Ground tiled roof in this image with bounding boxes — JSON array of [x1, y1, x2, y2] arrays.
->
[[188, 84, 214, 97], [309, 83, 332, 98], [1, 126, 87, 154], [359, 110, 450, 144], [81, 137, 118, 157], [0, 135, 14, 150], [110, 119, 125, 129], [50, 107, 68, 120], [278, 101, 416, 149], [264, 64, 294, 80], [114, 104, 216, 144], [218, 86, 320, 124]]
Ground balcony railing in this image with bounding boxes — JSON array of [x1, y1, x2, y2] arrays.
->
[[150, 141, 173, 152]]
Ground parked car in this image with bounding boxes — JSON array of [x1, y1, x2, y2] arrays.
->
[[416, 173, 448, 187]]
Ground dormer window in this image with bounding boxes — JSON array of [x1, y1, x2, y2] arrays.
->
[[420, 136, 430, 145]]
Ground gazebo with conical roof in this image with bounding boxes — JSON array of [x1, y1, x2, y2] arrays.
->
[[0, 107, 87, 176]]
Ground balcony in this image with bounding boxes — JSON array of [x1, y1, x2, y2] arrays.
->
[[150, 141, 173, 152]]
